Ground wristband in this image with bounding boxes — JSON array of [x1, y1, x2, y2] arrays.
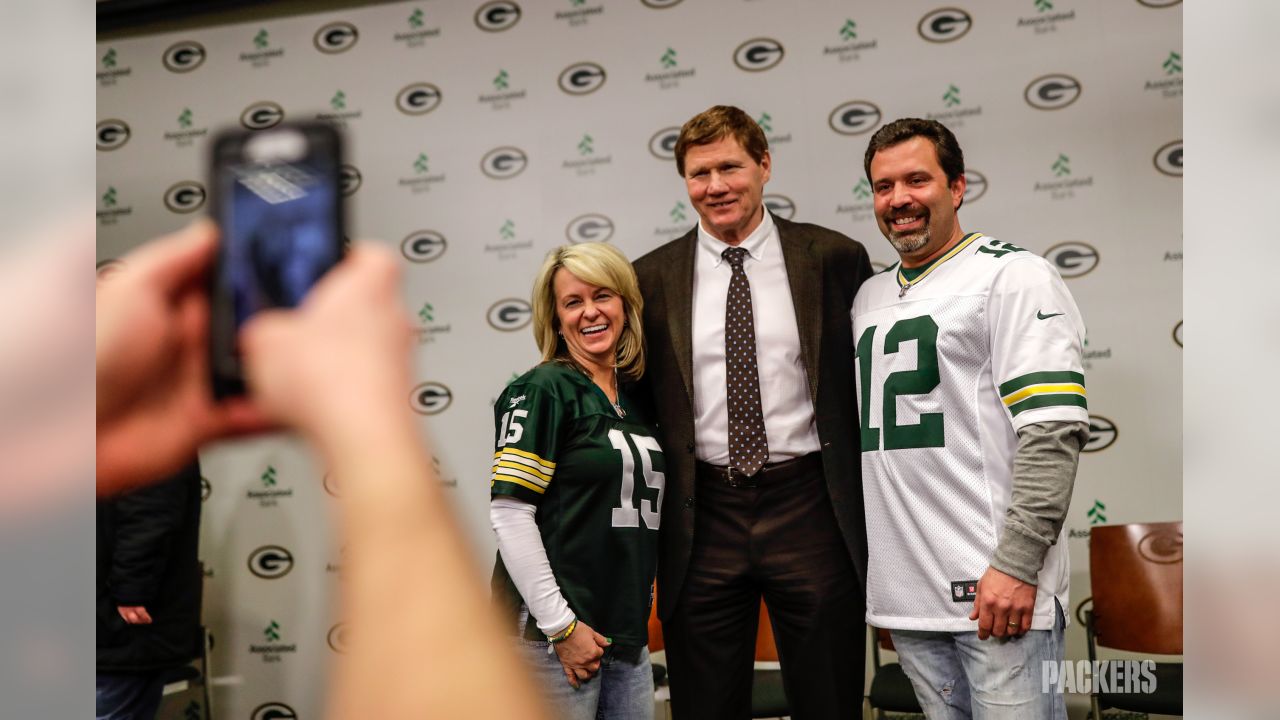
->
[[547, 618, 577, 644]]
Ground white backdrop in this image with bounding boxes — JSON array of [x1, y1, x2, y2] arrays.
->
[[96, 1, 1182, 717]]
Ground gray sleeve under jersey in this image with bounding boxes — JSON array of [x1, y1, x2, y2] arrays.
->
[[990, 419, 1090, 585]]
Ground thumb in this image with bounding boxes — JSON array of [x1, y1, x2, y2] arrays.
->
[[594, 630, 611, 647]]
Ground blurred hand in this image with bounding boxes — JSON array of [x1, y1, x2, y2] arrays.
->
[[969, 565, 1036, 639], [117, 605, 153, 625], [552, 620, 610, 689], [96, 220, 271, 494]]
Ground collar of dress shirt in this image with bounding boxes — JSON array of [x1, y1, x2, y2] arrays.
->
[[696, 210, 776, 267]]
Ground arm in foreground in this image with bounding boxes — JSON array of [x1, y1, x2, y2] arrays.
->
[[239, 244, 549, 720]]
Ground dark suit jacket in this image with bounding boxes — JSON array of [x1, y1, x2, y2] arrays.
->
[[633, 215, 873, 621]]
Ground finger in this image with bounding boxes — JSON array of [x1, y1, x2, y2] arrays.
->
[[976, 602, 994, 640], [563, 667, 579, 689], [991, 602, 1011, 639], [593, 630, 611, 647], [1018, 607, 1034, 637], [130, 219, 220, 290], [137, 609, 153, 624]]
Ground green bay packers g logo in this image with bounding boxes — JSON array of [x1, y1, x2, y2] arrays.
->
[[162, 41, 206, 73], [732, 38, 785, 72], [963, 169, 988, 204], [1153, 140, 1182, 177], [1024, 74, 1082, 111], [763, 194, 796, 220], [1138, 528, 1183, 563], [327, 622, 349, 653], [828, 100, 882, 136], [565, 214, 615, 244], [918, 8, 973, 43], [558, 62, 607, 95], [1044, 241, 1099, 279], [247, 545, 294, 579], [313, 21, 359, 54], [339, 165, 362, 196], [396, 83, 443, 115], [487, 299, 533, 331], [97, 119, 130, 151], [648, 127, 679, 161], [481, 146, 528, 179], [474, 1, 522, 32], [410, 382, 453, 415], [240, 101, 284, 130], [1083, 415, 1117, 452], [163, 181, 206, 213], [400, 230, 447, 263], [250, 702, 298, 720]]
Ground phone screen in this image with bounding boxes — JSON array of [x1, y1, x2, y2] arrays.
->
[[222, 160, 340, 326], [209, 123, 343, 396]]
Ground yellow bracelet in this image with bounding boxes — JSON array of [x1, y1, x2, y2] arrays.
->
[[547, 618, 578, 644]]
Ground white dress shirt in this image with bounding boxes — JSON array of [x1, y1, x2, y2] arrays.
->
[[691, 211, 821, 466]]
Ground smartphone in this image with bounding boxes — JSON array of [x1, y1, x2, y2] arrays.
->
[[208, 122, 345, 397]]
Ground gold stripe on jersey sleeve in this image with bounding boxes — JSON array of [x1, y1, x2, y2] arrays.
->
[[494, 460, 551, 486], [491, 473, 547, 495], [1001, 383, 1087, 407], [499, 446, 557, 471]]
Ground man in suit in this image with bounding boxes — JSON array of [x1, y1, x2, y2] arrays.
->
[[633, 105, 873, 719]]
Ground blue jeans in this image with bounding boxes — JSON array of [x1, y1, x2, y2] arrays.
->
[[95, 672, 167, 720], [516, 638, 654, 720], [890, 600, 1067, 720]]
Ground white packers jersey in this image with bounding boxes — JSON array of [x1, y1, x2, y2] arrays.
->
[[852, 232, 1087, 632]]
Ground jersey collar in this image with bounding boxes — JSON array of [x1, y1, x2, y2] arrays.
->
[[896, 232, 984, 292]]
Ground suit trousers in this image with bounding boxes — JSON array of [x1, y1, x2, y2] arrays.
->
[[663, 456, 864, 719]]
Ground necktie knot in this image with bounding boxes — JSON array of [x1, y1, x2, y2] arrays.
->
[[722, 246, 748, 268]]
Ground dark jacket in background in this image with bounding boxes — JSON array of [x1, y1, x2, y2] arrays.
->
[[96, 460, 203, 673]]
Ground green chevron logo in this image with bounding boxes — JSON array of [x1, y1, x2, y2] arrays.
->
[[839, 19, 857, 40], [1087, 499, 1106, 525], [570, 0, 585, 6], [413, 153, 430, 174], [264, 620, 281, 641], [409, 8, 424, 28], [178, 107, 193, 129], [852, 179, 871, 199], [756, 112, 773, 134], [578, 133, 594, 156], [261, 465, 278, 487], [418, 303, 435, 323], [253, 29, 269, 49], [102, 48, 118, 68], [500, 220, 515, 240], [331, 90, 347, 110], [493, 69, 509, 90], [660, 47, 678, 69], [1034, 0, 1053, 11], [943, 84, 961, 107], [102, 187, 118, 207], [1051, 153, 1070, 177], [1163, 51, 1182, 75], [670, 201, 687, 223]]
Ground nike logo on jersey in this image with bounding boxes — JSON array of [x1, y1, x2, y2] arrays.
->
[[1037, 310, 1064, 320]]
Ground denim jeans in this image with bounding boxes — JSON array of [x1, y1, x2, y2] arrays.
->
[[516, 638, 654, 720], [95, 672, 167, 720], [889, 599, 1067, 720]]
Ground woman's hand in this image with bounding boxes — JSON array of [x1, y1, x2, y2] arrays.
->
[[552, 620, 610, 689]]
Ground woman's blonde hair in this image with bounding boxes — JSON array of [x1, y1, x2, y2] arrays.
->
[[530, 242, 645, 381]]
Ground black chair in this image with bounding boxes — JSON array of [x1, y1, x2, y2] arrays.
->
[[866, 626, 923, 719], [1086, 522, 1183, 718]]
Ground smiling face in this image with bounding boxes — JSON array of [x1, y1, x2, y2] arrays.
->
[[552, 267, 625, 373], [870, 136, 966, 267], [683, 135, 771, 246]]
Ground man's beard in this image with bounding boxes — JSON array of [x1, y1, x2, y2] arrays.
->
[[886, 215, 930, 255]]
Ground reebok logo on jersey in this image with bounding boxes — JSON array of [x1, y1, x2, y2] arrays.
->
[[508, 394, 526, 408], [1037, 310, 1064, 320]]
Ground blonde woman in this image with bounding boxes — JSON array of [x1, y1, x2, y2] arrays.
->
[[490, 242, 664, 720]]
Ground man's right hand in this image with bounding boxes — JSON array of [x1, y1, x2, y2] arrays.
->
[[552, 620, 610, 688], [117, 605, 153, 625]]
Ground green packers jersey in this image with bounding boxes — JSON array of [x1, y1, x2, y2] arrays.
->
[[490, 362, 665, 646]]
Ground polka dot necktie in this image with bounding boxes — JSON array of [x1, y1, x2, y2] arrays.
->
[[722, 246, 770, 476]]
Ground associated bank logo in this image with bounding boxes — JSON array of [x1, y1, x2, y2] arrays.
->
[[395, 8, 442, 46], [755, 111, 791, 146], [327, 622, 350, 653], [763, 194, 796, 220], [97, 119, 130, 151], [1044, 241, 1099, 278], [164, 108, 209, 147], [828, 100, 882, 135], [98, 47, 133, 85], [401, 230, 447, 263], [648, 127, 680, 161], [1035, 153, 1093, 199], [411, 382, 453, 415], [339, 165, 362, 196], [824, 18, 880, 62], [481, 146, 529, 179], [646, 47, 695, 88], [250, 620, 297, 661], [162, 41, 206, 73], [317, 89, 363, 127], [1024, 74, 1081, 110], [835, 180, 874, 220], [566, 213, 615, 243], [314, 21, 359, 53], [927, 83, 983, 126], [653, 200, 692, 238], [163, 181, 206, 213], [241, 28, 285, 67], [240, 101, 285, 130], [475, 1, 522, 31], [98, 186, 133, 225], [556, 0, 605, 27], [733, 38, 784, 72], [399, 152, 447, 193], [564, 133, 613, 175], [487, 299, 533, 331], [1084, 415, 1118, 452], [481, 69, 527, 109], [247, 464, 293, 507], [416, 302, 452, 344], [963, 169, 988, 204], [1172, 320, 1183, 348], [250, 703, 298, 720], [1153, 140, 1182, 177], [558, 61, 607, 95], [487, 219, 533, 260], [247, 545, 294, 579], [396, 82, 443, 115], [1145, 50, 1183, 98], [918, 7, 973, 43]]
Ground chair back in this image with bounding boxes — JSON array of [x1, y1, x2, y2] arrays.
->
[[1089, 522, 1183, 654], [647, 587, 664, 653], [755, 602, 779, 661]]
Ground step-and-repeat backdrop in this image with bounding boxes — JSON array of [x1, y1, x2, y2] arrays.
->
[[97, 1, 1182, 716]]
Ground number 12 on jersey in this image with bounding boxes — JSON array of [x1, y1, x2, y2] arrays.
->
[[856, 315, 946, 451]]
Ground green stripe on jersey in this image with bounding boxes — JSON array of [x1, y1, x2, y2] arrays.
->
[[999, 370, 1086, 397]]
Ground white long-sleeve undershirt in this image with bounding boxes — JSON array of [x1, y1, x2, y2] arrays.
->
[[489, 496, 575, 637]]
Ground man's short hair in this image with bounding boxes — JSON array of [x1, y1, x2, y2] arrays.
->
[[674, 105, 769, 177], [863, 118, 965, 185]]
